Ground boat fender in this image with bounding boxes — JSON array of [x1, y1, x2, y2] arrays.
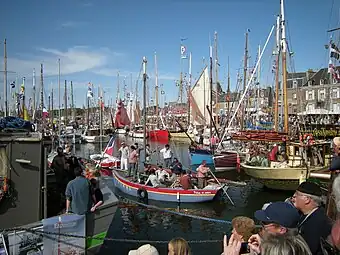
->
[[137, 188, 148, 200]]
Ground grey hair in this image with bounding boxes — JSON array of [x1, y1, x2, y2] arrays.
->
[[261, 234, 312, 255], [333, 175, 340, 212], [306, 194, 323, 206]]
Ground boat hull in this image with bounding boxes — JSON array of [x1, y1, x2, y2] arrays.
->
[[148, 130, 169, 142], [241, 163, 325, 191], [189, 148, 238, 172], [83, 135, 110, 143], [169, 132, 194, 140], [112, 170, 219, 203]]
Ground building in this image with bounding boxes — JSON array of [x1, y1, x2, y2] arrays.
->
[[286, 68, 340, 114]]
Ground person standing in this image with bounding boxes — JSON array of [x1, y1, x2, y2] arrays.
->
[[196, 160, 209, 189], [65, 167, 95, 215], [51, 147, 69, 205], [119, 142, 129, 171], [160, 144, 173, 168], [128, 145, 139, 178]]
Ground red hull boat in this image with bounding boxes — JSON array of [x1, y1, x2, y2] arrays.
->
[[148, 129, 169, 142]]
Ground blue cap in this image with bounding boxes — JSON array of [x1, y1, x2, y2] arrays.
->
[[254, 201, 300, 228]]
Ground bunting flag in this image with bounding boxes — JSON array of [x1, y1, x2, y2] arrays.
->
[[42, 107, 49, 118], [161, 90, 165, 95], [10, 81, 15, 89], [272, 60, 277, 73]]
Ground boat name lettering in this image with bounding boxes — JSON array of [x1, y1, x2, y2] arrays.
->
[[54, 222, 77, 229], [193, 191, 212, 195], [301, 129, 340, 137]]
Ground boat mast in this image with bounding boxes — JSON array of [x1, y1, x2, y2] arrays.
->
[[22, 77, 26, 119], [87, 83, 90, 127], [203, 57, 206, 120], [227, 56, 231, 122], [257, 45, 261, 111], [274, 15, 281, 132], [209, 45, 213, 139], [64, 80, 67, 124], [51, 87, 54, 128], [99, 85, 103, 150], [40, 64, 44, 129], [240, 31, 249, 130], [71, 81, 74, 121], [116, 72, 120, 102], [58, 59, 61, 135], [130, 73, 133, 127], [154, 52, 159, 125], [214, 31, 219, 125], [281, 0, 289, 133], [3, 39, 8, 117], [187, 52, 192, 125], [32, 68, 36, 121], [142, 57, 147, 162]]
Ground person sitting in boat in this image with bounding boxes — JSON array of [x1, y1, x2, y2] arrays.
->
[[170, 158, 183, 175], [196, 160, 210, 189], [155, 166, 170, 183], [145, 170, 165, 188], [160, 144, 173, 168], [179, 170, 192, 190]]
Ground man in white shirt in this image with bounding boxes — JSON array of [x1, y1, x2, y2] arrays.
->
[[160, 144, 172, 168], [145, 173, 164, 188], [119, 142, 129, 171], [155, 167, 170, 182]]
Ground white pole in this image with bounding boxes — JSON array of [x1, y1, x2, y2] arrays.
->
[[218, 25, 275, 146]]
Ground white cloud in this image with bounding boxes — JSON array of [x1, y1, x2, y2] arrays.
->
[[0, 46, 121, 78], [59, 21, 86, 29], [93, 68, 177, 81]]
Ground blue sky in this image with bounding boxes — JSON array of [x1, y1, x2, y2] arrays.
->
[[0, 0, 339, 109]]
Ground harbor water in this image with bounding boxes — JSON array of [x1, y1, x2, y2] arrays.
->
[[72, 137, 291, 255]]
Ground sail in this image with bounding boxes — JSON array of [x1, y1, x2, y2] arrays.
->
[[114, 100, 131, 128], [190, 66, 211, 125]]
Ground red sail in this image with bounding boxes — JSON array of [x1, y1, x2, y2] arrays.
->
[[114, 100, 131, 128]]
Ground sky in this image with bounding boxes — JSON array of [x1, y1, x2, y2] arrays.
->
[[0, 0, 339, 109]]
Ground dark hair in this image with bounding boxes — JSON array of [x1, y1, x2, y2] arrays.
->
[[165, 144, 169, 148], [74, 167, 83, 177], [57, 147, 63, 155], [90, 178, 97, 187], [131, 145, 136, 150], [134, 143, 138, 147], [146, 144, 150, 147]]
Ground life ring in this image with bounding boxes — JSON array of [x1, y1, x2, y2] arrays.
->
[[137, 188, 148, 200]]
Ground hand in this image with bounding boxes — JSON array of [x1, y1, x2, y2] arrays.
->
[[223, 234, 241, 255], [90, 206, 96, 212], [248, 234, 261, 255]]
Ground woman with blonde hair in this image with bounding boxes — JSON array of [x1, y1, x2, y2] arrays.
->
[[168, 237, 191, 255]]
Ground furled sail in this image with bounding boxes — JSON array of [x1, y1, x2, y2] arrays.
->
[[114, 100, 131, 128]]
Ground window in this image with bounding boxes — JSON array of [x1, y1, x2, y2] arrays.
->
[[308, 91, 313, 100], [332, 89, 338, 99], [319, 90, 325, 101], [308, 80, 312, 86], [293, 93, 297, 99]]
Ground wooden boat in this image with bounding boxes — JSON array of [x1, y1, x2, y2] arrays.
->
[[241, 141, 331, 191], [169, 130, 194, 140], [112, 169, 223, 203], [148, 129, 169, 142]]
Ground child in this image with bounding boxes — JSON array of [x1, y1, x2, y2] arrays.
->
[[90, 178, 103, 212]]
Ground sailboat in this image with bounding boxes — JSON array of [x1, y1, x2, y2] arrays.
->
[[114, 100, 131, 135], [239, 0, 331, 191]]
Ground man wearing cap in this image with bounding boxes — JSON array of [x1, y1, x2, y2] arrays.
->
[[129, 244, 159, 255], [254, 201, 300, 235], [292, 181, 332, 255], [330, 137, 340, 173]]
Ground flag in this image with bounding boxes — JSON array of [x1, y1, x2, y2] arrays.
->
[[328, 59, 335, 74], [87, 83, 93, 98], [103, 136, 115, 156], [10, 81, 15, 89], [180, 45, 187, 59], [42, 107, 49, 118], [161, 90, 165, 94], [330, 43, 340, 60]]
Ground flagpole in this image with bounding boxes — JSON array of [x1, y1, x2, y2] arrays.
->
[[22, 77, 26, 119], [3, 39, 8, 117], [58, 58, 61, 137]]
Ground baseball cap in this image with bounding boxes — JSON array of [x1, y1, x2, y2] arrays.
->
[[128, 244, 159, 255], [254, 201, 300, 228]]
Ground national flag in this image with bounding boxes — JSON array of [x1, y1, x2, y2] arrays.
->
[[103, 136, 115, 156], [87, 83, 93, 98], [181, 45, 187, 59], [10, 81, 15, 89], [330, 43, 340, 60]]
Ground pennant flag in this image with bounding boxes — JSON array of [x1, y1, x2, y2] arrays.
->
[[10, 81, 15, 89], [42, 107, 49, 118]]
